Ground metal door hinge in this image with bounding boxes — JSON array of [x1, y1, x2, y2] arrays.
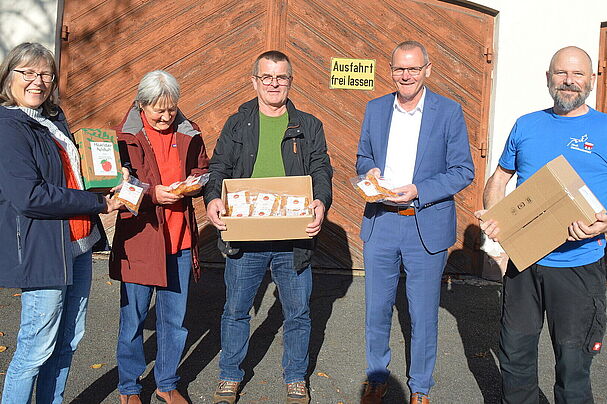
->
[[480, 142, 487, 158], [484, 48, 493, 63], [61, 25, 69, 41]]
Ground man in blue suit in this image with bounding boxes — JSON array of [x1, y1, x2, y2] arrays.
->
[[356, 41, 474, 404]]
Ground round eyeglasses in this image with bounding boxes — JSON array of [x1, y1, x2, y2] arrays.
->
[[254, 75, 291, 86]]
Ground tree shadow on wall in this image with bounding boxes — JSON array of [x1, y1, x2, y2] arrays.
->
[[0, 0, 56, 57]]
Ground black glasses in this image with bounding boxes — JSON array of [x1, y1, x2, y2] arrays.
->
[[254, 75, 291, 86], [13, 69, 55, 83], [390, 63, 429, 77]]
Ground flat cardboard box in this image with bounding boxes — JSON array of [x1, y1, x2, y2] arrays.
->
[[73, 128, 122, 192], [220, 176, 314, 241], [481, 155, 604, 271]]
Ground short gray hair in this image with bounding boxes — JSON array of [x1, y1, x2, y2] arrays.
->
[[134, 70, 180, 107], [252, 50, 292, 77], [391, 41, 429, 65]]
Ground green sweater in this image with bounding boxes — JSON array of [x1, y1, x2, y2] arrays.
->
[[251, 111, 288, 178]]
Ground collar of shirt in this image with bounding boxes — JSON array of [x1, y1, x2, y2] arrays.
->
[[393, 87, 426, 116]]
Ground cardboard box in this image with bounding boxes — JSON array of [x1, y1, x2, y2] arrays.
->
[[220, 176, 314, 241], [73, 128, 122, 192], [481, 155, 604, 271]]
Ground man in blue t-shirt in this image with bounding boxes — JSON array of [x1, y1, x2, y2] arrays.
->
[[477, 46, 607, 403]]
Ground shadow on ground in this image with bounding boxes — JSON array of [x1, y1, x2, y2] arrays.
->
[[71, 267, 357, 403]]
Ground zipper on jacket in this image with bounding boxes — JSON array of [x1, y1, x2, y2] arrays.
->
[[285, 129, 305, 174], [61, 219, 67, 283], [16, 216, 22, 264]]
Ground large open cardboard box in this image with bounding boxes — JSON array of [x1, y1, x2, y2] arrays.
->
[[73, 128, 122, 192], [481, 155, 604, 270], [220, 176, 314, 241]]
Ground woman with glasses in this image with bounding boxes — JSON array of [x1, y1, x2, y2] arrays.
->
[[0, 42, 122, 403], [109, 70, 209, 404]]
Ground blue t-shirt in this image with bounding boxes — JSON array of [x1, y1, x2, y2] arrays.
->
[[499, 107, 607, 267]]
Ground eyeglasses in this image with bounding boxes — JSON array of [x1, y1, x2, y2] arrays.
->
[[254, 75, 291, 86], [13, 69, 55, 83], [390, 63, 429, 77]]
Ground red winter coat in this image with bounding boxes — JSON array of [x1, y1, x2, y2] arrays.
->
[[109, 106, 209, 286]]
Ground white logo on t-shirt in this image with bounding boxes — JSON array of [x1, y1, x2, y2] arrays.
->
[[567, 134, 594, 154]]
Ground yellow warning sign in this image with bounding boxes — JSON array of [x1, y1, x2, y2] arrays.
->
[[330, 58, 375, 90]]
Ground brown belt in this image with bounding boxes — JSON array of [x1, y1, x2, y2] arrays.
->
[[381, 204, 415, 216]]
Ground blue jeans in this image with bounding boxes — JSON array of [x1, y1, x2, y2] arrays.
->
[[219, 249, 312, 384], [1, 250, 93, 404], [117, 249, 191, 395]]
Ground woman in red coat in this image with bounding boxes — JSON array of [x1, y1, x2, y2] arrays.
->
[[109, 70, 209, 404]]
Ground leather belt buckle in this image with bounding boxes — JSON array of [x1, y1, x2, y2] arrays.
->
[[397, 207, 415, 216], [382, 204, 415, 216]]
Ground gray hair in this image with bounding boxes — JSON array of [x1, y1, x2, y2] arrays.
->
[[252, 50, 292, 77], [0, 42, 58, 116], [134, 70, 180, 107], [391, 41, 430, 65]]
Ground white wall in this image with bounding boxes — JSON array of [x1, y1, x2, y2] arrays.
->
[[0, 0, 59, 59], [479, 0, 607, 175]]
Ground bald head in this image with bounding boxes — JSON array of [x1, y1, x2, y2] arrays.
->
[[549, 46, 593, 74], [546, 46, 596, 116]]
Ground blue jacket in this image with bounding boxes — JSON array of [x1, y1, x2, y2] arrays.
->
[[356, 89, 474, 253], [0, 107, 107, 288]]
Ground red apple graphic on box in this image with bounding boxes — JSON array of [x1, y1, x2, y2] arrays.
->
[[100, 159, 112, 172]]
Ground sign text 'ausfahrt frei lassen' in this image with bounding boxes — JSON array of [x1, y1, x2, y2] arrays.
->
[[329, 58, 375, 90]]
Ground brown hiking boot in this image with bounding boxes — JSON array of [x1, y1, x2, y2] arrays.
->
[[155, 388, 188, 403], [286, 381, 310, 404], [119, 394, 142, 404], [212, 380, 240, 404], [410, 392, 430, 404], [361, 381, 388, 404]]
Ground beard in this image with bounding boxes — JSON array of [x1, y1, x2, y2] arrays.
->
[[549, 81, 592, 113]]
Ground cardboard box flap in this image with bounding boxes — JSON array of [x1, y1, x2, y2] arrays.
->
[[545, 155, 602, 221], [502, 209, 568, 269], [546, 155, 585, 188], [481, 165, 567, 241], [566, 184, 604, 219]]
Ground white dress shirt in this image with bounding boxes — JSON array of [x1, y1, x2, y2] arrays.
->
[[383, 88, 425, 189]]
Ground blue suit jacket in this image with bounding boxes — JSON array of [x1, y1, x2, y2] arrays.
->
[[356, 89, 474, 253]]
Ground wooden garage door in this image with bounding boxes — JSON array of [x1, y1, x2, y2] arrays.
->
[[59, 0, 495, 274]]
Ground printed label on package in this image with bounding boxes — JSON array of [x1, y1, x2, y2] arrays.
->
[[357, 179, 381, 196], [117, 182, 144, 205], [90, 141, 118, 176]]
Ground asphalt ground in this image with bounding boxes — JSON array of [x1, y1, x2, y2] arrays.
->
[[1, 257, 607, 403]]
